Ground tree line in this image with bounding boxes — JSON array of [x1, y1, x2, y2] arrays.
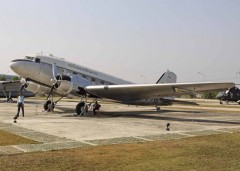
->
[[0, 75, 20, 81]]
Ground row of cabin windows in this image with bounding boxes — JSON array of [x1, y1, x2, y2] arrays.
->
[[36, 59, 113, 84], [59, 67, 113, 85], [83, 74, 114, 85], [27, 62, 113, 85], [89, 76, 114, 85]]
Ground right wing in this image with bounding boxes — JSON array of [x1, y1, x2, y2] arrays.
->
[[84, 82, 234, 102]]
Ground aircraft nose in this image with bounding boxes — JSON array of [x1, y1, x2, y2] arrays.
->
[[9, 60, 21, 74], [9, 59, 31, 77]]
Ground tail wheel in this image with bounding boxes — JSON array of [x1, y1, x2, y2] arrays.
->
[[44, 100, 55, 111], [76, 102, 88, 115]]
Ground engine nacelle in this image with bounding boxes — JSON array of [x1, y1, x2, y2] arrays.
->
[[55, 75, 91, 96], [26, 81, 51, 95]]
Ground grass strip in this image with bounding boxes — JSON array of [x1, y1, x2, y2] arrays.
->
[[0, 130, 39, 146], [0, 133, 240, 170]]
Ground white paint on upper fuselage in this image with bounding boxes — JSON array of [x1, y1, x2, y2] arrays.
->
[[13, 53, 133, 87]]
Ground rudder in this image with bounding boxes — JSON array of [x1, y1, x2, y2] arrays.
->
[[156, 70, 177, 84]]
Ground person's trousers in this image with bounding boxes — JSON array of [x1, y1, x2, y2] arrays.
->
[[17, 103, 24, 117]]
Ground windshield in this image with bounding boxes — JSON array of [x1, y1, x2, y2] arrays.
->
[[24, 56, 36, 61]]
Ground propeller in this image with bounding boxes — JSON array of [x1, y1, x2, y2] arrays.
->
[[52, 63, 58, 81], [19, 83, 28, 93], [46, 63, 60, 100]]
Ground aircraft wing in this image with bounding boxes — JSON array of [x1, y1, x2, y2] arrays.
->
[[84, 82, 234, 101]]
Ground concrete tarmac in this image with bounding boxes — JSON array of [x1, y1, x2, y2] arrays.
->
[[0, 98, 240, 154]]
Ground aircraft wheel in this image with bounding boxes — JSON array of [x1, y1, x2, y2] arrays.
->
[[44, 100, 55, 111], [220, 101, 222, 104], [76, 102, 88, 115], [238, 101, 240, 105]]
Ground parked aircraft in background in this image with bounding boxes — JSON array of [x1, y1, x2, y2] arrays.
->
[[9, 53, 235, 115], [0, 80, 34, 102], [216, 87, 240, 105]]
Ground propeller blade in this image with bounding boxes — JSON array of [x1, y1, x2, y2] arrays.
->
[[52, 63, 58, 81], [19, 84, 27, 92]]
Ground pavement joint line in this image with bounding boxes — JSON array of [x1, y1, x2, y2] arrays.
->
[[11, 145, 28, 152], [176, 132, 196, 137], [39, 141, 80, 145], [215, 129, 234, 133], [134, 136, 153, 141], [79, 141, 97, 146]]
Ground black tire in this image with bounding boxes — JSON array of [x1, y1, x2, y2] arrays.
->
[[44, 100, 54, 111], [76, 102, 85, 115]]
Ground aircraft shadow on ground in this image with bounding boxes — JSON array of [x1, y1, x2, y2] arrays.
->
[[56, 107, 202, 115], [98, 110, 240, 125], [56, 107, 240, 125]]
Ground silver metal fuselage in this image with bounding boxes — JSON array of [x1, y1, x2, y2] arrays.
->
[[9, 54, 132, 97]]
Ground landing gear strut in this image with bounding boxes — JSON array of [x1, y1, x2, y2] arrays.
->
[[43, 81, 61, 112]]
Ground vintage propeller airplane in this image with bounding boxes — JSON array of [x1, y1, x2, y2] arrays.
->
[[9, 53, 235, 115]]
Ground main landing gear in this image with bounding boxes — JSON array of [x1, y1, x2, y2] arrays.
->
[[44, 96, 63, 112], [155, 106, 161, 111], [44, 81, 61, 112], [75, 96, 90, 116], [44, 100, 55, 111], [76, 101, 89, 116], [76, 97, 100, 116]]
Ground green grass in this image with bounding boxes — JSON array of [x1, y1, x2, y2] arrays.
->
[[0, 130, 39, 146], [1, 133, 240, 171]]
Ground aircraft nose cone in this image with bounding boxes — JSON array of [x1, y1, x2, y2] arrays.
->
[[9, 60, 21, 74], [9, 59, 29, 77]]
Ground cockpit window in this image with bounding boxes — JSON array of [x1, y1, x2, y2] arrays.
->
[[25, 56, 35, 61], [35, 58, 41, 63]]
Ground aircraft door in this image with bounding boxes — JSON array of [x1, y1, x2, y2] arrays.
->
[[35, 58, 42, 75]]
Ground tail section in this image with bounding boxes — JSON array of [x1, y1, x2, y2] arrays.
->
[[156, 70, 177, 84]]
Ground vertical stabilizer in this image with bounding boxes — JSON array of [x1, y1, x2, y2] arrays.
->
[[156, 70, 177, 84]]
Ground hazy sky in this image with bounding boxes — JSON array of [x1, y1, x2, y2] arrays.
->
[[0, 0, 240, 84]]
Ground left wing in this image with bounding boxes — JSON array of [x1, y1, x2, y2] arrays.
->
[[84, 82, 234, 102]]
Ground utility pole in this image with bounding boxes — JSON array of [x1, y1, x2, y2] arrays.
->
[[140, 75, 147, 84], [198, 72, 205, 81]]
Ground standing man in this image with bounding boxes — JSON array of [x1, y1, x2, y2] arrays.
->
[[16, 92, 24, 117]]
